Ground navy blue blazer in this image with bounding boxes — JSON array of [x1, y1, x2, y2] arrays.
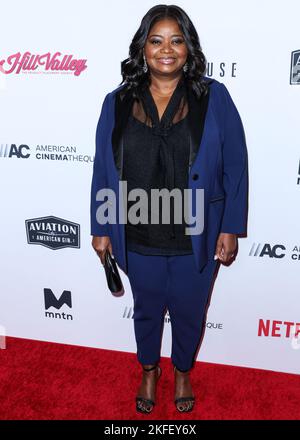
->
[[90, 76, 248, 274]]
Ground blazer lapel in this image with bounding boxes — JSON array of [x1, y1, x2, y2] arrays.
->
[[111, 88, 134, 180], [187, 80, 212, 174]]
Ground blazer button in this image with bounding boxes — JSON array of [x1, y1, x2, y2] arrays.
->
[[192, 173, 199, 181]]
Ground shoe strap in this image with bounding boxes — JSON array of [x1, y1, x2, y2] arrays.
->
[[175, 396, 195, 403]]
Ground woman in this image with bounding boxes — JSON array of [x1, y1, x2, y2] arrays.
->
[[91, 4, 248, 414]]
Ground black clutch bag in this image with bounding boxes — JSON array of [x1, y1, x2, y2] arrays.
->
[[103, 250, 124, 296]]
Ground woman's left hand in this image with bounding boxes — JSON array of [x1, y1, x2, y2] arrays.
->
[[214, 233, 237, 263]]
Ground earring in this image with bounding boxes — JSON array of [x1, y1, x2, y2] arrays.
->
[[142, 52, 148, 73], [183, 62, 188, 72]]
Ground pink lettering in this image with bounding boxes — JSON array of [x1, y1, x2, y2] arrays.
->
[[0, 51, 87, 76]]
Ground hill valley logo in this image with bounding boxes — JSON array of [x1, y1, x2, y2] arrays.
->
[[0, 51, 87, 76]]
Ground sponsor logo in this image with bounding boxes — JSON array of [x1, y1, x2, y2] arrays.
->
[[123, 306, 171, 323], [290, 50, 300, 85], [122, 309, 223, 330], [44, 288, 73, 320], [0, 51, 87, 76], [249, 243, 300, 260], [258, 319, 300, 338], [0, 143, 93, 163], [249, 243, 285, 258], [206, 61, 238, 77], [25, 216, 80, 250], [205, 322, 223, 330]]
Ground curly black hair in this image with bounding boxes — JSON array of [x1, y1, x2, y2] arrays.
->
[[119, 4, 208, 101]]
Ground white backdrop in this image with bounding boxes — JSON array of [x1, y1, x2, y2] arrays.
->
[[0, 0, 299, 375]]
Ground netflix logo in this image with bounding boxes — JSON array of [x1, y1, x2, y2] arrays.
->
[[258, 319, 300, 338]]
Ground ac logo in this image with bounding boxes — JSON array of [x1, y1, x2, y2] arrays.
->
[[290, 50, 300, 85], [0, 143, 30, 158], [249, 243, 285, 258]]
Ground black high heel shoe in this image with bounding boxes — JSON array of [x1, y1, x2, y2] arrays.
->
[[136, 364, 162, 414], [174, 365, 195, 412]]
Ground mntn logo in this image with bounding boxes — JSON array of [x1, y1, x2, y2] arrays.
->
[[44, 288, 73, 320]]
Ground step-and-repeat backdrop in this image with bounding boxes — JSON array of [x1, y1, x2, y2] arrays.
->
[[0, 0, 299, 374]]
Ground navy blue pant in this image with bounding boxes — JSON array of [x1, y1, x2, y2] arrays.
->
[[127, 250, 218, 371]]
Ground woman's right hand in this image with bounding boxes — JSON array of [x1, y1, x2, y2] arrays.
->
[[91, 235, 113, 265]]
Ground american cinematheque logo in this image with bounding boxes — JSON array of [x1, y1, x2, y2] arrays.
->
[[0, 142, 93, 163], [0, 51, 87, 76], [25, 216, 80, 250], [290, 50, 300, 84], [249, 242, 300, 261]]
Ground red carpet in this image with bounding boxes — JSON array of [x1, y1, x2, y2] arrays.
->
[[0, 336, 299, 420]]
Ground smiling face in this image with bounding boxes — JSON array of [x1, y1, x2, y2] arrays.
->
[[143, 18, 188, 77]]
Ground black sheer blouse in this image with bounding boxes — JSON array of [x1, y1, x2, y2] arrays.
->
[[122, 75, 205, 255]]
